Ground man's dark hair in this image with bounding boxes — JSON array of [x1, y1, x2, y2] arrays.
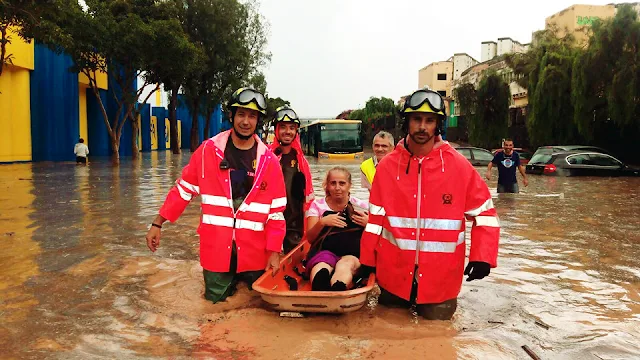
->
[[79, 138, 85, 143], [504, 138, 513, 143]]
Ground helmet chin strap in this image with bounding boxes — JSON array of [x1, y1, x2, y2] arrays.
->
[[404, 135, 414, 175], [232, 125, 253, 140]]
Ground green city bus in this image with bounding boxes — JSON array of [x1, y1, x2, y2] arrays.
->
[[299, 119, 364, 159]]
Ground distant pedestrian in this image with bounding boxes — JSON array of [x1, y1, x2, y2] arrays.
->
[[74, 138, 89, 164], [485, 138, 528, 193]]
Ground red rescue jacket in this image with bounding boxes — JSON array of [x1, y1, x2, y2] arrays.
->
[[269, 124, 314, 210], [360, 139, 500, 304], [159, 130, 287, 273]]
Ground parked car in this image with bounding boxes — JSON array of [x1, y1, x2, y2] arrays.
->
[[525, 151, 640, 177], [455, 147, 495, 166], [529, 145, 612, 166], [492, 148, 532, 165]]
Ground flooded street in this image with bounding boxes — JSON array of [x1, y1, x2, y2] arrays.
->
[[1, 150, 639, 360]]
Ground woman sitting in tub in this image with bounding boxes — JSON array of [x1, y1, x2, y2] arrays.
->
[[305, 166, 369, 291]]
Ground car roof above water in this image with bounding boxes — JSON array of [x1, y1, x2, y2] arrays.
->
[[536, 145, 609, 153]]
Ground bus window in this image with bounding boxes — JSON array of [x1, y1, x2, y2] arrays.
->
[[319, 123, 362, 153]]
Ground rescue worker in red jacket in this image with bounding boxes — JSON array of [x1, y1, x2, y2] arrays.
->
[[269, 105, 315, 253], [360, 89, 500, 320], [145, 87, 287, 303]]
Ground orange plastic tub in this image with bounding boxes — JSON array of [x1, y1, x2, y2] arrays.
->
[[252, 240, 376, 314]]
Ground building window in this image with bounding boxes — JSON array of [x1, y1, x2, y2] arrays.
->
[[437, 73, 447, 80], [437, 90, 447, 97]]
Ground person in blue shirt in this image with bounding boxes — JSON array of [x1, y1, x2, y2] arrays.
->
[[486, 139, 528, 193]]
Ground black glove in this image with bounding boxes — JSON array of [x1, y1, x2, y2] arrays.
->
[[357, 265, 376, 280], [360, 265, 376, 276], [464, 261, 490, 282], [353, 265, 376, 288]]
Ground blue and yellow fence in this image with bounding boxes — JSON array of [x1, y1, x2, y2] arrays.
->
[[0, 32, 223, 163]]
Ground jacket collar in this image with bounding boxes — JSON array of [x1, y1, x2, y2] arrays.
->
[[397, 135, 450, 158], [209, 130, 268, 162]]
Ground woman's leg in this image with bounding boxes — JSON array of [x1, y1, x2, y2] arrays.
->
[[310, 262, 334, 291], [331, 255, 360, 290]]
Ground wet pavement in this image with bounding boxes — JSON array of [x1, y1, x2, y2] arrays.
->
[[1, 150, 639, 359]]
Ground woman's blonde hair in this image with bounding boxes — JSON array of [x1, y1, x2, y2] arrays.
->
[[323, 166, 352, 197]]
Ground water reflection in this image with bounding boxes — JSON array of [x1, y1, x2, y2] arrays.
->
[[0, 152, 638, 359]]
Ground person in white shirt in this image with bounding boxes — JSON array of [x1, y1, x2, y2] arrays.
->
[[74, 138, 89, 164]]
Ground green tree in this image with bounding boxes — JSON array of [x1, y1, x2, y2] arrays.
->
[[348, 96, 398, 141], [263, 95, 290, 130], [453, 83, 477, 117], [177, 0, 270, 151], [507, 28, 582, 147], [0, 0, 59, 77], [453, 82, 478, 142], [257, 95, 290, 142], [348, 108, 365, 120], [572, 4, 640, 159], [39, 0, 199, 160], [465, 73, 510, 149]]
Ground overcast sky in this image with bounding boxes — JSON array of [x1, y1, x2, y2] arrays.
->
[[258, 0, 622, 118]]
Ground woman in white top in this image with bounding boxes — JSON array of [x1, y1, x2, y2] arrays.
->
[[305, 166, 369, 291]]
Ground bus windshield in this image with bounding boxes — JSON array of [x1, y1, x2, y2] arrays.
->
[[319, 123, 362, 152]]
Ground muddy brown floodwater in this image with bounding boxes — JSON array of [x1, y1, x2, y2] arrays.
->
[[1, 150, 639, 360]]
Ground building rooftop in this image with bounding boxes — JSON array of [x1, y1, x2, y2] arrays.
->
[[460, 54, 507, 77], [419, 61, 452, 71], [453, 53, 479, 63]]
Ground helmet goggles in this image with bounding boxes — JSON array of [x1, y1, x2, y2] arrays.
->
[[232, 88, 267, 113], [275, 108, 300, 124], [403, 89, 445, 115]]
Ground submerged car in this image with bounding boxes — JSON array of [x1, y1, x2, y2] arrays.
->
[[455, 147, 494, 166], [525, 151, 640, 176], [529, 145, 612, 166]]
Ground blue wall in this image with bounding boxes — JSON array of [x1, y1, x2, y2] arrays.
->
[[27, 42, 224, 161], [139, 103, 151, 152], [177, 95, 195, 149], [107, 72, 136, 157], [152, 107, 167, 151], [30, 44, 80, 162], [176, 96, 224, 149], [86, 88, 110, 156], [221, 108, 231, 132], [211, 104, 223, 138]]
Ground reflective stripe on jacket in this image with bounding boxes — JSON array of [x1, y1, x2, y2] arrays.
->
[[159, 130, 287, 273], [360, 139, 500, 304]]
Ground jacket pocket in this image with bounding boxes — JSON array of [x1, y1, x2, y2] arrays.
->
[[198, 225, 233, 272], [376, 238, 414, 299]]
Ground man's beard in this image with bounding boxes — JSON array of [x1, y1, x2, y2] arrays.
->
[[409, 131, 434, 145]]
